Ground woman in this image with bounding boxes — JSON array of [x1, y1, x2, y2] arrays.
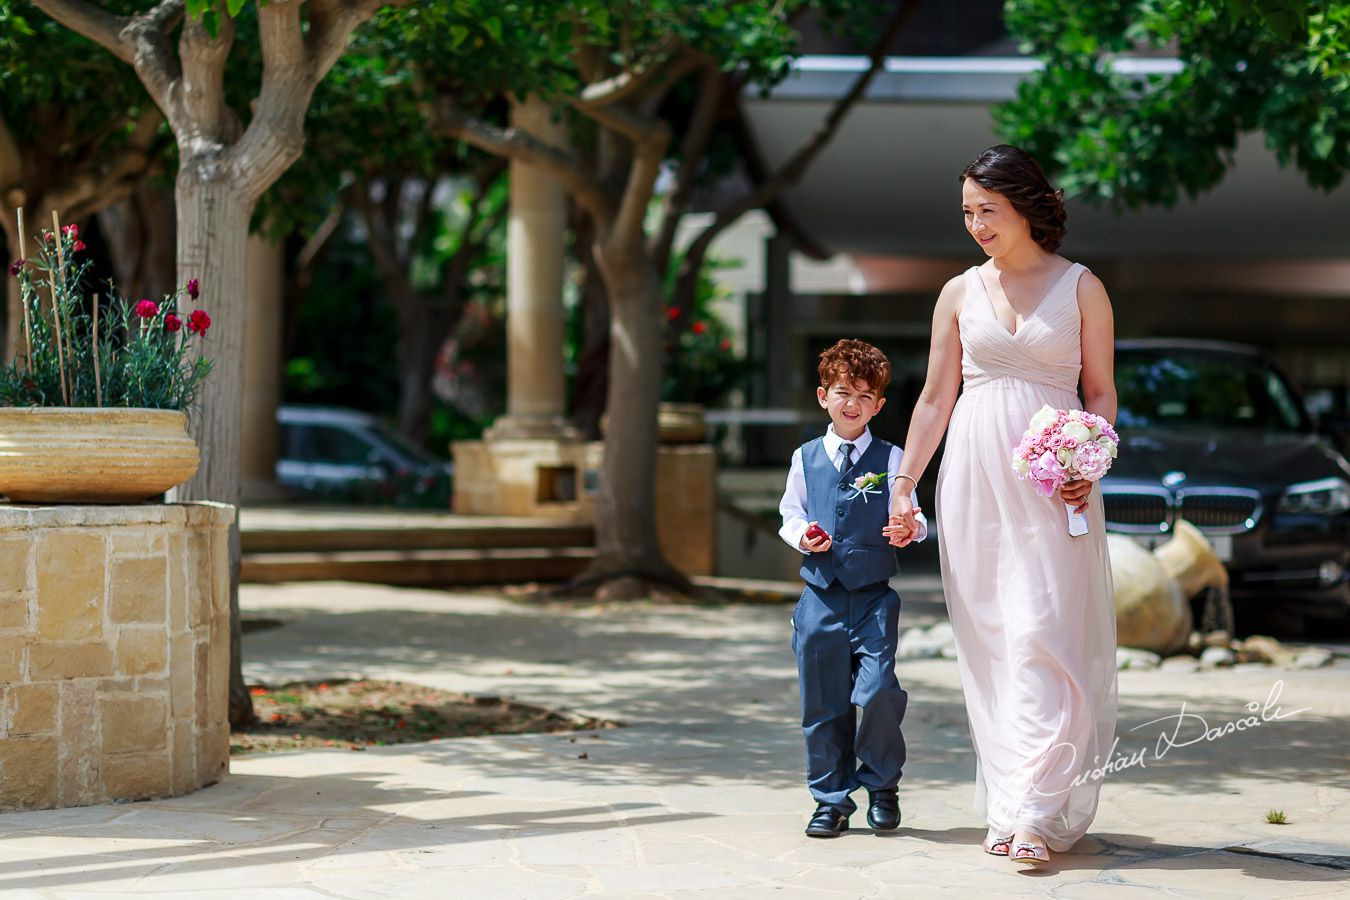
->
[[885, 145, 1118, 866]]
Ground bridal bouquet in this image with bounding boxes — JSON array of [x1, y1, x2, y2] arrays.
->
[[1011, 405, 1119, 536]]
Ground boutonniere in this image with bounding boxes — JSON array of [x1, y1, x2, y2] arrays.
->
[[847, 471, 890, 503]]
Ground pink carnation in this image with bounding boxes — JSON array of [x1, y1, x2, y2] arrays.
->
[[134, 299, 159, 318]]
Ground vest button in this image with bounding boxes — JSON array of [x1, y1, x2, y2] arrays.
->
[[836, 508, 845, 516]]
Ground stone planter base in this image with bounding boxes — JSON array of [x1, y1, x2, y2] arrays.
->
[[0, 502, 234, 810]]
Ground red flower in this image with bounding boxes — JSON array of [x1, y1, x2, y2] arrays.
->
[[134, 299, 159, 318], [186, 278, 200, 300], [187, 309, 211, 336], [665, 306, 681, 321], [164, 314, 183, 333], [62, 223, 78, 239], [8, 259, 22, 277], [44, 232, 54, 243], [692, 321, 708, 335], [72, 240, 87, 253], [719, 339, 732, 352]]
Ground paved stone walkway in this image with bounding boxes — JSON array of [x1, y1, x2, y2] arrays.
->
[[1, 580, 1347, 897]]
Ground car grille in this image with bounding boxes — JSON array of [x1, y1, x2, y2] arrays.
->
[[1177, 492, 1261, 529], [1103, 492, 1169, 528], [1102, 487, 1264, 534]]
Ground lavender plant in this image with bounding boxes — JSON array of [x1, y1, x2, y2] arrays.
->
[[3, 222, 213, 412]]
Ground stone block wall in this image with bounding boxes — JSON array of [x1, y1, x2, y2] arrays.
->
[[0, 503, 234, 810], [453, 439, 716, 576]]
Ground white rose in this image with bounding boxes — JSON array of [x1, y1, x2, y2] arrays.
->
[[1028, 404, 1059, 433], [1101, 438, 1118, 459], [1088, 424, 1102, 440], [1012, 457, 1031, 477], [1056, 448, 1074, 467], [1062, 421, 1092, 444]]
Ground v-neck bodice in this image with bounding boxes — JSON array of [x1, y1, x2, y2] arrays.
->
[[958, 263, 1086, 394]]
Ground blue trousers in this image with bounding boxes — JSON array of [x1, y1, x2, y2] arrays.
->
[[792, 580, 908, 816]]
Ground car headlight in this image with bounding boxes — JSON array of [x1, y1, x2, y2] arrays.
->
[[1278, 477, 1350, 515]]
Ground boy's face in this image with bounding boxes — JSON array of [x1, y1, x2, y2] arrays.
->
[[817, 376, 885, 439]]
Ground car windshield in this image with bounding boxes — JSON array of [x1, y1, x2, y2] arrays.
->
[[1115, 349, 1309, 432]]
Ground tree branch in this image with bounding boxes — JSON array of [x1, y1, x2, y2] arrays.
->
[[610, 133, 668, 252], [577, 37, 681, 106], [32, 0, 184, 126], [651, 61, 722, 274], [0, 112, 23, 208], [674, 0, 919, 309], [434, 100, 615, 226], [29, 0, 132, 61], [179, 2, 236, 144]]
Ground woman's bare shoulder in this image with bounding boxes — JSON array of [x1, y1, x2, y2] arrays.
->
[[1074, 268, 1112, 309], [936, 271, 967, 317]]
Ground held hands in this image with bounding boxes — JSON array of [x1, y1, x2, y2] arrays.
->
[[799, 522, 832, 553], [883, 495, 922, 548], [1058, 479, 1092, 514]]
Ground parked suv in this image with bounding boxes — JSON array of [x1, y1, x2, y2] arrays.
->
[[1102, 340, 1350, 618], [276, 405, 452, 506]]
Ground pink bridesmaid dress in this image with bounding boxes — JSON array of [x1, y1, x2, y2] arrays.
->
[[936, 262, 1118, 852]]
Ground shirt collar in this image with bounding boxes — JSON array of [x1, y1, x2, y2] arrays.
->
[[824, 424, 872, 460]]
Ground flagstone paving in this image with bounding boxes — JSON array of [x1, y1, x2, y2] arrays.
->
[[1, 579, 1346, 898]]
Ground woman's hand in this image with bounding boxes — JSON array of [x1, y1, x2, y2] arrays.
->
[[1059, 479, 1092, 513], [884, 495, 921, 547]]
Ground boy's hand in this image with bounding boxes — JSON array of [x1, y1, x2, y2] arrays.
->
[[800, 522, 832, 553], [883, 512, 919, 548]]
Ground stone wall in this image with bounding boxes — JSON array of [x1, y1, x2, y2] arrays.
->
[[0, 503, 234, 810], [452, 440, 717, 576]]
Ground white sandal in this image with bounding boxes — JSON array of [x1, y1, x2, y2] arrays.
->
[[1010, 840, 1050, 866], [982, 829, 1014, 856]]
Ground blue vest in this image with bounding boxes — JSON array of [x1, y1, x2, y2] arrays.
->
[[799, 436, 900, 591]]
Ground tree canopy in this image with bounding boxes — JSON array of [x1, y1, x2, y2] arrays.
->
[[999, 0, 1350, 209]]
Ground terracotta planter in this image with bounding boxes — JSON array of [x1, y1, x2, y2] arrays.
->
[[0, 407, 200, 503]]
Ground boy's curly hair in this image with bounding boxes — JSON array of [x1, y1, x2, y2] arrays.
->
[[818, 339, 891, 395]]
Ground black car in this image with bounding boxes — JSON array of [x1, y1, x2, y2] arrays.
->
[[1102, 340, 1350, 619]]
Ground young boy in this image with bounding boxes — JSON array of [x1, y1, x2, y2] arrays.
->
[[778, 339, 927, 837]]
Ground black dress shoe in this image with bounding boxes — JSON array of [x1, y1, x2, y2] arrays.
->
[[866, 790, 901, 831], [805, 805, 849, 838]]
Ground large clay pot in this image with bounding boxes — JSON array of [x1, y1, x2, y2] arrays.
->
[[1109, 533, 1191, 655], [0, 407, 200, 503]]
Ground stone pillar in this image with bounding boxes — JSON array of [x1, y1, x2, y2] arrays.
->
[[0, 503, 234, 810], [486, 95, 578, 441], [241, 236, 286, 502]]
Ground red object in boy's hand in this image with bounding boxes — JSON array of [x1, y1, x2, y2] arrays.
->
[[804, 523, 829, 543]]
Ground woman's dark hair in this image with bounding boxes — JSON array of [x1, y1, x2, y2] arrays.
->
[[960, 144, 1067, 253]]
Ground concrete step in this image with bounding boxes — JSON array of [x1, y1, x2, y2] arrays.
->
[[241, 511, 593, 554], [240, 546, 596, 586]]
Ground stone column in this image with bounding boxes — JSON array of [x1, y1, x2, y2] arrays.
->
[[485, 96, 578, 440], [240, 236, 286, 501]]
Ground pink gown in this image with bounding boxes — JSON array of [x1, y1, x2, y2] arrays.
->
[[936, 263, 1118, 852]]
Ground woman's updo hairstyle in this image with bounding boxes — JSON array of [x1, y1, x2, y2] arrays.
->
[[959, 144, 1067, 253]]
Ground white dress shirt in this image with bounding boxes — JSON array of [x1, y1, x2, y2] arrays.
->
[[778, 424, 929, 552]]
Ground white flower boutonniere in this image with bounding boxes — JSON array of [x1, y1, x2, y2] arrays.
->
[[847, 471, 890, 503]]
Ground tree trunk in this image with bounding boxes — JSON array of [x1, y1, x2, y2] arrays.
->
[[569, 222, 610, 439], [581, 237, 687, 598], [98, 183, 177, 302], [175, 171, 255, 726], [392, 292, 444, 445]]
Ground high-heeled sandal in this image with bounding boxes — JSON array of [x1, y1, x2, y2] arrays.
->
[[1010, 840, 1050, 866], [981, 829, 1014, 856]]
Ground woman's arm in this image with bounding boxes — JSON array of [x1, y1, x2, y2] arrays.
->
[[1061, 271, 1117, 512], [888, 275, 965, 529]]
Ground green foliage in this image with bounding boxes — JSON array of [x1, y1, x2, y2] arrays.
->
[[2, 227, 212, 410], [999, 0, 1350, 209]]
